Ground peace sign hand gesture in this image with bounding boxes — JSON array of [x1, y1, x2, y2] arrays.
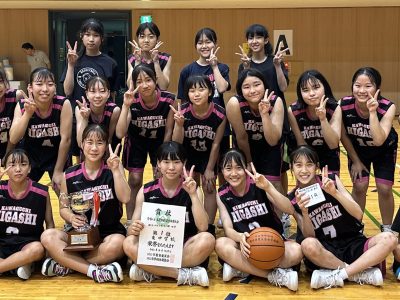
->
[[258, 89, 274, 116], [0, 159, 11, 180], [273, 42, 289, 66], [76, 96, 91, 120], [366, 90, 380, 113], [129, 40, 143, 63], [182, 165, 197, 196], [206, 47, 220, 67], [149, 41, 164, 63], [315, 95, 328, 121], [235, 45, 251, 68], [23, 90, 37, 117], [66, 41, 78, 66], [321, 165, 336, 195], [169, 102, 185, 127], [245, 162, 271, 191], [107, 144, 121, 171], [123, 81, 140, 108]]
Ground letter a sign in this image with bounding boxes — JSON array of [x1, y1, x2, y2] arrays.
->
[[273, 30, 293, 56]]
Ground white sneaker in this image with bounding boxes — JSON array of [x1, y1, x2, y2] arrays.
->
[[281, 213, 291, 238], [17, 263, 33, 280], [177, 267, 209, 287], [91, 262, 123, 283], [41, 258, 70, 277], [222, 263, 248, 282], [311, 269, 344, 289], [348, 267, 383, 286], [267, 268, 298, 291], [129, 264, 159, 282]]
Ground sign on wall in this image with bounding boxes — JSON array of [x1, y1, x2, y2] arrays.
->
[[274, 30, 293, 56]]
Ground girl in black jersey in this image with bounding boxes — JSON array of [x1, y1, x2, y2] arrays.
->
[[76, 76, 121, 149], [288, 70, 341, 174], [123, 141, 215, 287], [40, 125, 130, 283], [0, 69, 26, 160], [215, 149, 301, 291], [290, 146, 396, 289], [0, 149, 54, 280], [9, 68, 72, 193], [127, 22, 171, 90]]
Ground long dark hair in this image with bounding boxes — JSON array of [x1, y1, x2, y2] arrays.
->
[[245, 24, 272, 56]]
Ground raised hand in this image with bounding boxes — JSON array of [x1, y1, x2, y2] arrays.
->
[[366, 89, 380, 113], [149, 41, 164, 62], [235, 45, 251, 68], [169, 102, 185, 127], [245, 162, 271, 191], [206, 46, 220, 67], [129, 40, 143, 62], [273, 42, 289, 66], [295, 189, 310, 213], [76, 96, 91, 120], [23, 90, 37, 116], [123, 81, 140, 107], [321, 165, 336, 195], [240, 232, 251, 258], [107, 143, 121, 171], [258, 89, 274, 116], [315, 95, 328, 121], [66, 41, 78, 66], [0, 159, 11, 180], [182, 165, 197, 195]]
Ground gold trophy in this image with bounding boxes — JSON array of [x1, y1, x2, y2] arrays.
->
[[63, 191, 101, 251]]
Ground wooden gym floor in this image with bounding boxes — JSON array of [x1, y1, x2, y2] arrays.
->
[[1, 124, 400, 299]]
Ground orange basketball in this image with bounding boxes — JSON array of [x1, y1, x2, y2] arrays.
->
[[246, 227, 285, 270]]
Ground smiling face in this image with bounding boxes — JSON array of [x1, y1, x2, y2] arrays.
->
[[196, 33, 216, 59], [188, 83, 211, 107], [352, 74, 377, 103], [247, 34, 268, 54], [82, 131, 107, 163], [291, 154, 318, 187], [222, 159, 247, 189], [28, 75, 56, 104], [86, 80, 110, 109], [241, 75, 265, 104]]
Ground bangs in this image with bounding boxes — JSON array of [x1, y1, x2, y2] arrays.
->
[[289, 145, 319, 165], [30, 68, 55, 84], [4, 149, 30, 166], [300, 76, 320, 90], [221, 150, 247, 169], [157, 142, 187, 163], [82, 124, 108, 142]]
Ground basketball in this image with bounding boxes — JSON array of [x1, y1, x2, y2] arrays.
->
[[246, 227, 285, 270]]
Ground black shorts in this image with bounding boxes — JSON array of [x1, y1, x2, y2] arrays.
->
[[251, 144, 283, 182], [0, 237, 38, 259], [217, 135, 231, 172]]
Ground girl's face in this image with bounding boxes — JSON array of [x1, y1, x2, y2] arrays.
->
[[0, 78, 6, 99], [157, 158, 184, 181], [222, 159, 246, 189], [188, 83, 211, 107], [136, 71, 156, 98], [137, 28, 158, 51], [291, 155, 317, 187], [82, 132, 107, 162], [6, 155, 31, 183], [196, 34, 216, 59], [86, 81, 110, 109], [82, 29, 102, 51], [241, 76, 265, 104], [247, 34, 267, 53], [301, 79, 325, 107], [352, 74, 377, 103], [28, 76, 56, 103]]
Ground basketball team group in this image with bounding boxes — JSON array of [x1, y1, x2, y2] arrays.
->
[[1, 17, 400, 292]]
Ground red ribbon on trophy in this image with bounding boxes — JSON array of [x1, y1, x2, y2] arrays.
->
[[90, 191, 101, 226]]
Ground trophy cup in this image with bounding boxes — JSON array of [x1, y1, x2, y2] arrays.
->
[[64, 191, 101, 251]]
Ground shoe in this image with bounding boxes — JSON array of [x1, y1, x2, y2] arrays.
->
[[92, 262, 123, 283], [177, 267, 209, 287], [380, 224, 395, 233], [281, 213, 291, 238], [310, 269, 344, 289], [129, 264, 159, 282], [222, 263, 248, 282], [348, 267, 383, 286], [41, 258, 70, 277], [267, 268, 298, 291], [17, 263, 33, 280]]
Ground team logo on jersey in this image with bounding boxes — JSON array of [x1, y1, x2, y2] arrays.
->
[[77, 67, 99, 89], [72, 180, 82, 184], [149, 196, 159, 200]]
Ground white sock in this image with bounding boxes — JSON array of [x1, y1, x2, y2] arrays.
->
[[87, 264, 96, 278], [339, 268, 348, 280]]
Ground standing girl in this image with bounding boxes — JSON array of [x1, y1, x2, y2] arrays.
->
[[288, 70, 341, 174], [127, 22, 171, 90], [123, 141, 215, 286], [0, 149, 54, 280], [9, 67, 72, 193], [116, 65, 175, 225], [215, 149, 301, 291], [40, 124, 130, 283], [171, 75, 226, 232], [340, 67, 397, 231]]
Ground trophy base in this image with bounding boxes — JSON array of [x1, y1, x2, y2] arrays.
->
[[64, 226, 101, 252]]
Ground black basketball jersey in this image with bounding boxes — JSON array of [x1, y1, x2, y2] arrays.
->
[[19, 95, 66, 171], [143, 178, 197, 240], [288, 175, 364, 242], [0, 179, 48, 244], [341, 96, 398, 157], [290, 100, 340, 170], [128, 52, 171, 74], [0, 89, 17, 158], [65, 162, 123, 229], [181, 102, 225, 157], [218, 177, 283, 234]]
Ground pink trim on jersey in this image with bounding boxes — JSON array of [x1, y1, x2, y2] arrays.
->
[[82, 161, 105, 181], [138, 89, 160, 111], [379, 98, 390, 105], [159, 94, 174, 104], [189, 102, 214, 120], [52, 104, 63, 111], [264, 174, 281, 182], [127, 167, 144, 173], [5, 98, 15, 103], [213, 107, 225, 120], [291, 108, 305, 117], [375, 178, 394, 186], [0, 184, 7, 191], [341, 104, 355, 111], [229, 175, 251, 197], [326, 108, 335, 116], [143, 181, 160, 194], [7, 179, 33, 200], [159, 177, 183, 198], [377, 107, 387, 115], [104, 111, 113, 117], [239, 101, 249, 108], [30, 184, 48, 197], [181, 106, 190, 115], [218, 185, 230, 197], [342, 96, 353, 101], [65, 166, 83, 179], [158, 54, 169, 61]]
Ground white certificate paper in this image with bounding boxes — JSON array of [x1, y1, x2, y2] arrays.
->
[[137, 202, 186, 268], [298, 183, 326, 208]]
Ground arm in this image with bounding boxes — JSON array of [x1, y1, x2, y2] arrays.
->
[[108, 144, 130, 204], [75, 105, 88, 149], [126, 187, 145, 235], [63, 41, 78, 97], [212, 64, 229, 94], [9, 103, 32, 144], [190, 187, 209, 232], [275, 62, 288, 92], [154, 57, 172, 90], [318, 102, 341, 149], [126, 59, 134, 87], [292, 190, 316, 238], [217, 195, 243, 242], [171, 103, 185, 144], [332, 175, 364, 220], [369, 103, 395, 146], [163, 107, 175, 142], [260, 96, 284, 146], [108, 106, 121, 144], [205, 118, 226, 174], [115, 102, 131, 139], [44, 194, 55, 229], [288, 107, 306, 145]]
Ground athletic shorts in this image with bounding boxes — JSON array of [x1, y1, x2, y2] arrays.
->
[[251, 144, 282, 182], [0, 238, 38, 259], [317, 148, 340, 175]]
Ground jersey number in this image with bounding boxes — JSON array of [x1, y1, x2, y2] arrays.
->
[[190, 140, 207, 152], [139, 128, 157, 139], [322, 225, 337, 238], [0, 131, 7, 143], [357, 138, 375, 147]]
